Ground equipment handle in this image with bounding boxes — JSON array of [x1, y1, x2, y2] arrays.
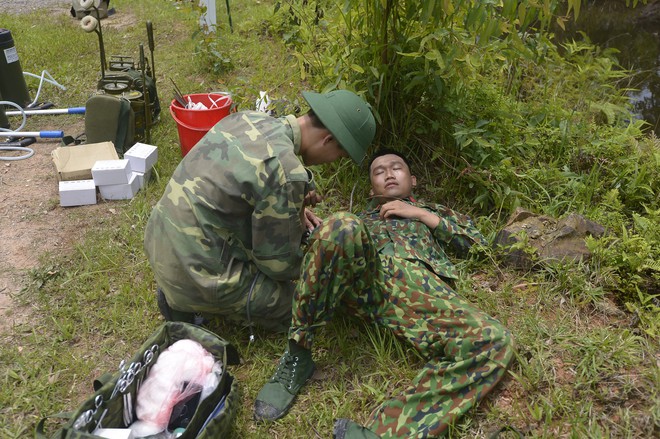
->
[[40, 131, 65, 138], [1, 130, 64, 138], [147, 21, 154, 51], [6, 107, 85, 116]]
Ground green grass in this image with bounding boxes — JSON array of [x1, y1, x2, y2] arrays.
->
[[1, 0, 659, 438]]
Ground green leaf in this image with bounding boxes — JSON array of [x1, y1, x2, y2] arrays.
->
[[518, 3, 527, 28], [350, 64, 365, 73], [442, 0, 454, 16], [502, 0, 517, 19]]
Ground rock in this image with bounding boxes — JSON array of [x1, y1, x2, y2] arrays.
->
[[495, 208, 606, 269]]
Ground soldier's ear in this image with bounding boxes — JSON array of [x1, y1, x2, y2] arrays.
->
[[322, 133, 335, 146], [411, 175, 417, 187]]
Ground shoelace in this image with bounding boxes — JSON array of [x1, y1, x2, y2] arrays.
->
[[272, 352, 300, 389]]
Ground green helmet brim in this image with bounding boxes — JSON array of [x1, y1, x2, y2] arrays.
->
[[303, 90, 376, 164]]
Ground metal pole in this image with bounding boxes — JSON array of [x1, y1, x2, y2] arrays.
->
[[225, 0, 233, 33], [6, 107, 85, 116]]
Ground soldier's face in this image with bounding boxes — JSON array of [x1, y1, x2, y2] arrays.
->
[[302, 135, 349, 165], [369, 154, 416, 200]]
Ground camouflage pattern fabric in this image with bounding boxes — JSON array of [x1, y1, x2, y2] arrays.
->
[[288, 203, 514, 438], [144, 111, 315, 332], [361, 198, 488, 281]]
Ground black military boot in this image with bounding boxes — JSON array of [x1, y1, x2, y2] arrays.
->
[[156, 288, 196, 324]]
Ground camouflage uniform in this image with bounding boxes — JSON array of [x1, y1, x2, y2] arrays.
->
[[144, 111, 315, 332], [288, 199, 514, 438]]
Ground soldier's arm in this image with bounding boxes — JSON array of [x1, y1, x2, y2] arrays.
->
[[251, 176, 308, 281], [428, 204, 488, 257]]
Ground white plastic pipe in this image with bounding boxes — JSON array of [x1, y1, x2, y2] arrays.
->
[[6, 107, 85, 116]]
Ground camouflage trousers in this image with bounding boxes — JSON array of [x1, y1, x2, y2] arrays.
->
[[289, 213, 514, 438], [152, 257, 294, 333]]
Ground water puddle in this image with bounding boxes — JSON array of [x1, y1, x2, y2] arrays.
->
[[553, 0, 660, 135]]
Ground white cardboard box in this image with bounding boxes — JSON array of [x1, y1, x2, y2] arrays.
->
[[59, 179, 97, 207], [92, 428, 134, 439], [92, 159, 132, 186], [124, 142, 158, 173], [134, 168, 152, 189], [99, 172, 140, 200]]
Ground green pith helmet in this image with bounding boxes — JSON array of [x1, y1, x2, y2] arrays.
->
[[302, 90, 376, 164]]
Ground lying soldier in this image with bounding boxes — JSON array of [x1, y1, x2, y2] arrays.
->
[[254, 148, 514, 438]]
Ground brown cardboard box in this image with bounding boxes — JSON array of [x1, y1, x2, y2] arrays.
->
[[52, 142, 119, 181]]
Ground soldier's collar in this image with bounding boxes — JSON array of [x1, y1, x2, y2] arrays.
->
[[365, 195, 416, 210], [285, 114, 302, 154]]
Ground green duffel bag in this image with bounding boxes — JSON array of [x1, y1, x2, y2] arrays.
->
[[35, 322, 241, 439], [84, 93, 135, 156]]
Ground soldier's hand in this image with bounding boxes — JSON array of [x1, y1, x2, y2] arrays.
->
[[380, 200, 440, 229], [304, 190, 322, 207], [379, 200, 420, 219], [303, 208, 322, 230]]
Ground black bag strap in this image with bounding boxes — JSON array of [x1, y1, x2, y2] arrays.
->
[[93, 372, 114, 392], [115, 98, 133, 154]]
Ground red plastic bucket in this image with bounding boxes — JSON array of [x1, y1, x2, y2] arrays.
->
[[170, 106, 212, 157], [170, 93, 232, 128], [170, 93, 232, 156]]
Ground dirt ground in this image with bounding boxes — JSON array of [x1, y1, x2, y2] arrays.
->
[[0, 0, 118, 333], [0, 0, 71, 15], [0, 122, 118, 327]]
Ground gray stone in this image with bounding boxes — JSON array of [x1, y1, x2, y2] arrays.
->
[[495, 208, 606, 269]]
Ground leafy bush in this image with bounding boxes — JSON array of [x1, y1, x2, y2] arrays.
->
[[174, 0, 234, 74], [264, 0, 660, 329], [587, 204, 660, 337]]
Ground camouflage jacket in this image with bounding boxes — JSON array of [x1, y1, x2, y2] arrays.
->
[[359, 198, 487, 280], [145, 111, 314, 285]]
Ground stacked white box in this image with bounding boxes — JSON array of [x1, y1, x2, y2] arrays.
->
[[124, 143, 158, 190], [59, 180, 97, 207], [124, 143, 158, 173], [99, 173, 140, 200], [134, 168, 152, 188], [92, 159, 132, 186], [62, 145, 158, 204]]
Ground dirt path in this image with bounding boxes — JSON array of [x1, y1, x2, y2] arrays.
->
[[0, 0, 115, 333], [0, 118, 115, 329], [0, 0, 70, 15]]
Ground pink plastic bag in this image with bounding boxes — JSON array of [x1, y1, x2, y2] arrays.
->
[[130, 339, 215, 437]]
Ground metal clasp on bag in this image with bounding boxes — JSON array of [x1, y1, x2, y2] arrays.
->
[[143, 344, 158, 366], [73, 395, 103, 430], [111, 365, 134, 398], [76, 344, 161, 431]]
